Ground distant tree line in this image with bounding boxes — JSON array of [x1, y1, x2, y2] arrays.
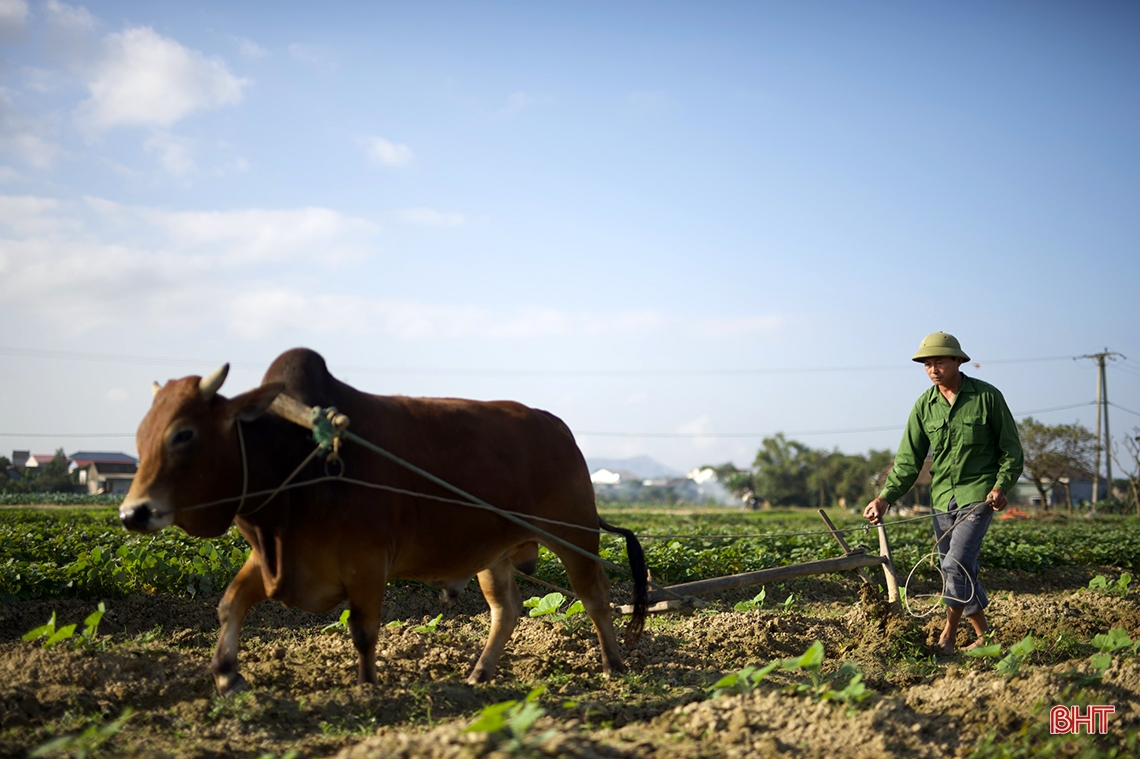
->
[[707, 433, 893, 509], [710, 418, 1135, 512], [0, 450, 76, 494]]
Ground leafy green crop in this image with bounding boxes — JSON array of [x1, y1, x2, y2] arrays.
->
[[23, 602, 107, 649], [2, 507, 1137, 604], [463, 685, 552, 754], [0, 508, 248, 601]]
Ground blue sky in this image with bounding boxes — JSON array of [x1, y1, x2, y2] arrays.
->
[[1, 1, 1139, 474]]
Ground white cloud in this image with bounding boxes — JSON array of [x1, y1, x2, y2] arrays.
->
[[0, 165, 21, 182], [361, 135, 413, 167], [144, 131, 195, 176], [0, 0, 28, 40], [0, 193, 787, 345], [44, 0, 95, 34], [0, 88, 63, 168], [396, 207, 464, 227], [105, 387, 128, 403], [235, 37, 268, 58], [75, 25, 249, 131], [21, 67, 67, 94], [0, 194, 381, 331]]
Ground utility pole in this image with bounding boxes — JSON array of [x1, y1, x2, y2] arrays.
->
[[1078, 349, 1124, 503]]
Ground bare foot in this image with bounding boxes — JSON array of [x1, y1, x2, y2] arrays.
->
[[963, 636, 988, 651], [937, 633, 955, 655]]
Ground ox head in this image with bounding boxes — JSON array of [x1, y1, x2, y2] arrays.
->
[[120, 364, 284, 537]]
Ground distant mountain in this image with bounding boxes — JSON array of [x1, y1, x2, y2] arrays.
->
[[585, 456, 682, 480]]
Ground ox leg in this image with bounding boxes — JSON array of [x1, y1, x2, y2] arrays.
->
[[347, 591, 384, 685], [210, 554, 267, 696], [468, 557, 523, 684], [561, 551, 626, 676]]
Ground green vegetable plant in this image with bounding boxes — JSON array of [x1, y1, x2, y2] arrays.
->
[[708, 662, 779, 698], [963, 635, 1037, 679], [523, 592, 588, 632], [321, 608, 351, 634], [463, 684, 553, 754], [413, 613, 443, 634], [780, 640, 874, 710], [1089, 627, 1139, 676], [733, 587, 766, 612], [1087, 573, 1131, 596], [23, 603, 107, 649], [995, 635, 1036, 678], [30, 708, 133, 758]]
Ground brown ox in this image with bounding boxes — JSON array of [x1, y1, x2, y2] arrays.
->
[[120, 348, 647, 695]]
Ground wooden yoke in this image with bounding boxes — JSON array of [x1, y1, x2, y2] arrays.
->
[[269, 393, 318, 430]]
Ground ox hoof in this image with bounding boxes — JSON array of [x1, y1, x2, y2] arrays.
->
[[214, 671, 249, 697], [601, 661, 627, 679], [466, 668, 493, 685]]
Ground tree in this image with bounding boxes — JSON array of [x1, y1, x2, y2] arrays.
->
[[752, 433, 815, 507], [1017, 418, 1095, 511], [1114, 428, 1140, 517]]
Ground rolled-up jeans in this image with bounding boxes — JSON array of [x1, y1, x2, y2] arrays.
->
[[931, 496, 993, 616]]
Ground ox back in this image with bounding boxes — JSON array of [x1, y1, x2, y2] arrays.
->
[[120, 347, 647, 695]]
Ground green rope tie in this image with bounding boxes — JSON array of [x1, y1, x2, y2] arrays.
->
[[309, 406, 340, 451]]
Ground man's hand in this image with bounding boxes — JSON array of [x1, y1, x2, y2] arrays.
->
[[986, 488, 1007, 512], [863, 497, 890, 525]]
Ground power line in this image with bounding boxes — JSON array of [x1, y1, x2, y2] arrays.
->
[[0, 402, 1100, 441], [0, 432, 136, 438], [0, 345, 1079, 378], [572, 402, 1098, 438], [1108, 401, 1140, 419]]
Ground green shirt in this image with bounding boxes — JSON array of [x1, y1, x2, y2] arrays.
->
[[879, 375, 1024, 512]]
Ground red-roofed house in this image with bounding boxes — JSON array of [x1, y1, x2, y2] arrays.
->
[[69, 451, 138, 495]]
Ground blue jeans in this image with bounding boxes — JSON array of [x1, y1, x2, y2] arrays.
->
[[931, 497, 993, 616]]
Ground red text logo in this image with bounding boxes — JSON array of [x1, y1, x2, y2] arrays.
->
[[1050, 705, 1115, 735]]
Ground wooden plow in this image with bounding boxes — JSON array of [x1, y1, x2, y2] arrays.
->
[[616, 509, 900, 617]]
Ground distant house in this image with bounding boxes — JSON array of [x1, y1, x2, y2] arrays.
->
[[590, 468, 636, 485], [69, 451, 139, 495], [1011, 477, 1109, 509], [23, 452, 66, 468], [11, 450, 30, 470]]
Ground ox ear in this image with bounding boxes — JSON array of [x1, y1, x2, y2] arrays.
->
[[227, 382, 286, 423]]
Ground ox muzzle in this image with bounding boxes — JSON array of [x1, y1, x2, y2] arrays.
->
[[119, 499, 171, 533]]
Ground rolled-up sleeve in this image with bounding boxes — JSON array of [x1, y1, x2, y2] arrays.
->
[[880, 400, 930, 504], [991, 390, 1024, 493]]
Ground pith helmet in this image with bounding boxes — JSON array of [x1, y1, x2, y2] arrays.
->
[[912, 331, 970, 362]]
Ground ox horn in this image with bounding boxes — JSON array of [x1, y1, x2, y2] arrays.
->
[[199, 363, 230, 401], [151, 381, 161, 398]]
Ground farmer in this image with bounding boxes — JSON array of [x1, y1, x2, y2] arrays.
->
[[863, 332, 1023, 653]]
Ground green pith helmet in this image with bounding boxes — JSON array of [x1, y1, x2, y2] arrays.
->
[[912, 331, 970, 363]]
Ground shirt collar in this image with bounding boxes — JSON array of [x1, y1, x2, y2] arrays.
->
[[925, 373, 974, 405]]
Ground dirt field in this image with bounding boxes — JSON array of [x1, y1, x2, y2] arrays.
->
[[1, 569, 1138, 758]]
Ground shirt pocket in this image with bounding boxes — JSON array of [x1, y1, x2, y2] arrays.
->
[[957, 415, 991, 448], [923, 418, 948, 454]]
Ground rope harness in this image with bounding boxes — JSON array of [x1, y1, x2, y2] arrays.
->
[[156, 402, 682, 604], [158, 400, 992, 616]]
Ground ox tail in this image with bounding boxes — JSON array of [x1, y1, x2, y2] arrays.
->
[[598, 517, 648, 647]]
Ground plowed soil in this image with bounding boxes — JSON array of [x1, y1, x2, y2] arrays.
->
[[2, 570, 1138, 758]]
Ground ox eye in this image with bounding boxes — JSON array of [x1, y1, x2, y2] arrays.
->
[[172, 429, 194, 446]]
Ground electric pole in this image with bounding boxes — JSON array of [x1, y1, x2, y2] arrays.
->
[[1078, 349, 1124, 503]]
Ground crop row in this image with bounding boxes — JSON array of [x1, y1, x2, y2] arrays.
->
[[1, 508, 1138, 602]]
